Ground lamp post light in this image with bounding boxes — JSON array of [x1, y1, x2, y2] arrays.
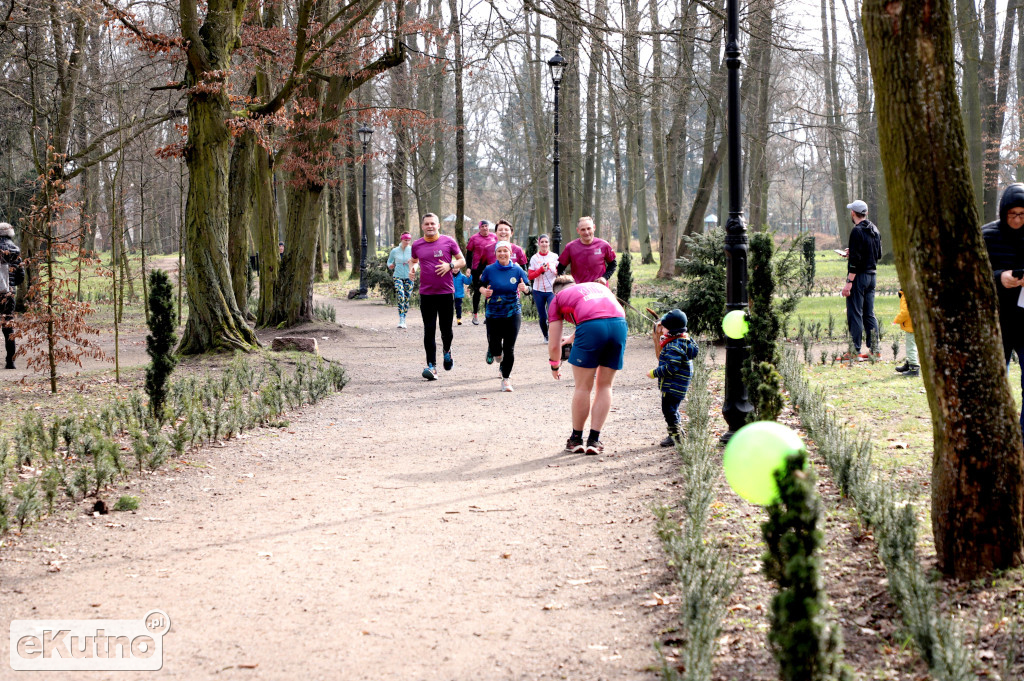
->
[[548, 49, 567, 254], [356, 125, 374, 299], [721, 0, 753, 440]]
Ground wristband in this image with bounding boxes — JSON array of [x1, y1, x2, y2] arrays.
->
[[549, 360, 560, 368], [648, 369, 656, 378]]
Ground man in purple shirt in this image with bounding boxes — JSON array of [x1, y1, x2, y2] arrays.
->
[[410, 213, 467, 380], [557, 216, 616, 285], [465, 220, 497, 325]]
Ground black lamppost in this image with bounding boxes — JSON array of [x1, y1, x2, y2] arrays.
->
[[722, 0, 753, 439], [356, 125, 373, 299], [548, 49, 567, 254]]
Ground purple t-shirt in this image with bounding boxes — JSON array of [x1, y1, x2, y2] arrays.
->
[[548, 282, 625, 325], [510, 243, 528, 268], [558, 238, 615, 284], [466, 232, 498, 269], [412, 235, 462, 296]]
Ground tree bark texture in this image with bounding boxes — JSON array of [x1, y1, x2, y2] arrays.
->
[[864, 0, 1024, 579], [822, 0, 851, 245]]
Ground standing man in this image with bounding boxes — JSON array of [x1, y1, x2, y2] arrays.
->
[[411, 214, 466, 380], [0, 222, 22, 369], [840, 200, 882, 360], [557, 216, 616, 285], [465, 220, 496, 325]]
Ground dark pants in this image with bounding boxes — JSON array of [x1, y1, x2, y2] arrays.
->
[[471, 267, 485, 315], [661, 393, 683, 435], [1003, 340, 1024, 441], [486, 315, 521, 378], [847, 272, 879, 351], [420, 293, 454, 366], [454, 298, 464, 319], [1, 293, 14, 367], [531, 290, 554, 340]]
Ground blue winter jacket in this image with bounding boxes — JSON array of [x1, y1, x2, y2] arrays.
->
[[653, 335, 699, 398]]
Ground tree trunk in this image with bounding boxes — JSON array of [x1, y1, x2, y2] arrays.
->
[[623, 0, 653, 263], [346, 134, 361, 275], [177, 0, 258, 354], [581, 0, 607, 218], [449, 0, 465, 248], [254, 146, 279, 325], [746, 0, 774, 232], [955, 0, 985, 219], [822, 0, 851, 245], [648, 0, 670, 265], [864, 0, 1024, 579], [982, 0, 1016, 220], [228, 130, 256, 312]]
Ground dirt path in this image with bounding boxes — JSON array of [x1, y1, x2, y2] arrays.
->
[[1, 297, 682, 680]]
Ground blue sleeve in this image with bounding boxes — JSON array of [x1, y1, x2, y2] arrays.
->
[[387, 249, 396, 267], [480, 267, 490, 287]]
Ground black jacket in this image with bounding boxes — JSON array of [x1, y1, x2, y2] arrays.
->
[[847, 219, 882, 275], [982, 183, 1024, 353], [0, 235, 21, 291]]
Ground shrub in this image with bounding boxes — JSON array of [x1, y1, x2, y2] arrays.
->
[[145, 270, 177, 421], [743, 232, 784, 421], [313, 301, 336, 322], [113, 495, 140, 511], [616, 249, 633, 303], [762, 451, 852, 681], [675, 228, 726, 340]]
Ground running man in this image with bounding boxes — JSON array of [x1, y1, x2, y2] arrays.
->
[[557, 216, 616, 285], [547, 276, 628, 455], [410, 213, 466, 380], [465, 220, 496, 325]]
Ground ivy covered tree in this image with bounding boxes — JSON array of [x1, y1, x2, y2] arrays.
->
[[145, 270, 177, 421], [743, 232, 784, 421], [763, 451, 852, 681]]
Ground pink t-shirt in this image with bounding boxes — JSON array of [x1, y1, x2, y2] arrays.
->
[[466, 232, 497, 269], [548, 282, 625, 325], [510, 243, 528, 268], [412, 235, 462, 296], [558, 238, 615, 284]]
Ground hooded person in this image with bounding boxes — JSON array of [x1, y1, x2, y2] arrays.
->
[[983, 183, 1024, 438], [0, 222, 22, 369]]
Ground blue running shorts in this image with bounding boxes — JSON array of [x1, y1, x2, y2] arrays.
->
[[568, 317, 628, 370]]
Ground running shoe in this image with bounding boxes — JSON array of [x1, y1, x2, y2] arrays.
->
[[422, 364, 438, 380], [565, 435, 585, 453], [486, 350, 494, 364], [443, 352, 454, 371], [585, 440, 604, 456], [457, 319, 463, 325], [398, 315, 407, 329], [500, 378, 514, 392], [472, 315, 479, 326]]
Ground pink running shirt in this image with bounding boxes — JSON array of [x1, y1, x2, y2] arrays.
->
[[411, 235, 462, 295], [466, 232, 498, 269], [548, 282, 625, 324], [557, 238, 615, 284]]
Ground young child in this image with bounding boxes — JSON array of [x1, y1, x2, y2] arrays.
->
[[892, 290, 920, 377], [648, 309, 699, 446], [452, 266, 472, 325]]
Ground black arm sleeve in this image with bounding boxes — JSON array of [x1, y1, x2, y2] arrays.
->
[[557, 263, 567, 275], [603, 259, 617, 280]]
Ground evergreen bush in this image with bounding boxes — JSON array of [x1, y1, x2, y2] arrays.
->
[[675, 228, 726, 340], [802, 235, 816, 293], [743, 232, 784, 421], [762, 451, 852, 681], [145, 270, 177, 421], [616, 250, 633, 303]]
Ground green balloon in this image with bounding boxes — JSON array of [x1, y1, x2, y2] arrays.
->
[[723, 421, 804, 506], [722, 310, 749, 339]]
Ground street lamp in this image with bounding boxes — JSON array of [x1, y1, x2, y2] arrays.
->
[[722, 0, 753, 439], [548, 49, 567, 254], [356, 125, 374, 299]]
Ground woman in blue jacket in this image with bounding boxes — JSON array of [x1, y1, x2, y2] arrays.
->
[[480, 241, 530, 392]]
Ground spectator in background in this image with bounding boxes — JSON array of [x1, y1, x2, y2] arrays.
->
[[0, 223, 22, 369], [839, 199, 881, 360], [528, 234, 558, 342]]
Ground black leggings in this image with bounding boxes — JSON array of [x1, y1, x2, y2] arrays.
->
[[471, 267, 484, 314], [486, 314, 521, 378], [1, 294, 13, 366], [420, 293, 454, 366]]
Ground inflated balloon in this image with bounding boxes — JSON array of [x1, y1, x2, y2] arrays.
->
[[722, 310, 749, 339], [723, 421, 804, 506]]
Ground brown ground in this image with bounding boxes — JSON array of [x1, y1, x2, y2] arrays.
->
[[0, 296, 682, 680]]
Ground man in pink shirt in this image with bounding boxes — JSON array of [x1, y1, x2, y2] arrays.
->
[[547, 277, 627, 455], [465, 220, 497, 325], [410, 213, 466, 380], [557, 216, 616, 285]]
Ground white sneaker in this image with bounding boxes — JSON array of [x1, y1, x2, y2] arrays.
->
[[398, 316, 407, 329], [500, 378, 514, 392]]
